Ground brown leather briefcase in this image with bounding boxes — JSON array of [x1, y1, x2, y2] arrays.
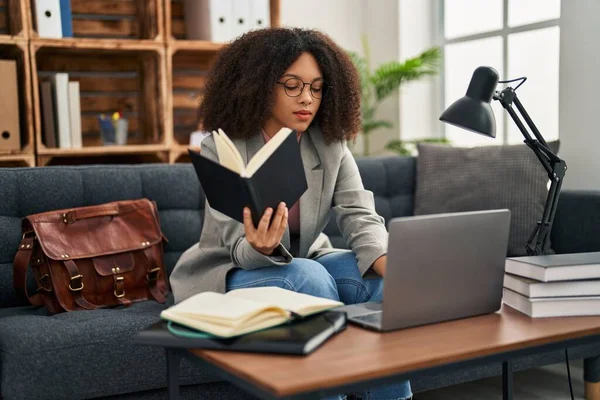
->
[[12, 199, 168, 313]]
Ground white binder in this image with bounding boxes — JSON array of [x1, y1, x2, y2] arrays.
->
[[249, 0, 270, 31], [230, 0, 251, 40], [50, 73, 71, 148], [34, 0, 63, 38], [68, 81, 82, 149], [210, 0, 233, 42]]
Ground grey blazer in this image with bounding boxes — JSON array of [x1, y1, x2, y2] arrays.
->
[[170, 125, 389, 303]]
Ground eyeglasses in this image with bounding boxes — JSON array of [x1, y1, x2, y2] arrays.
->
[[276, 78, 330, 99]]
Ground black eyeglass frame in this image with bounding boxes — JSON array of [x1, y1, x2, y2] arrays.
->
[[275, 77, 331, 99]]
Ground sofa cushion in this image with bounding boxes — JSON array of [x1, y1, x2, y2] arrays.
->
[[0, 164, 205, 308], [0, 294, 221, 400], [414, 142, 559, 257], [323, 156, 416, 248]]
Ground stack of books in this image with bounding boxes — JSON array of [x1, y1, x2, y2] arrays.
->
[[39, 73, 82, 149], [502, 252, 600, 317]]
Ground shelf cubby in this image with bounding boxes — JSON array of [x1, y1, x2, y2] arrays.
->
[[30, 41, 168, 165], [0, 0, 28, 39], [26, 0, 164, 41]]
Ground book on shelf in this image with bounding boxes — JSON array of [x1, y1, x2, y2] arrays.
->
[[502, 288, 600, 318], [505, 252, 600, 282], [136, 310, 347, 355], [159, 286, 344, 338], [41, 75, 82, 149], [67, 81, 82, 148], [59, 0, 73, 37], [504, 273, 600, 298], [40, 81, 58, 148], [188, 127, 308, 227], [50, 73, 71, 149]]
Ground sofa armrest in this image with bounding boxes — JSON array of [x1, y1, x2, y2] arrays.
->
[[551, 190, 600, 254]]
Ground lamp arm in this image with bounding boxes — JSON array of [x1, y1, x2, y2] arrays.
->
[[493, 87, 567, 256], [512, 95, 562, 163]]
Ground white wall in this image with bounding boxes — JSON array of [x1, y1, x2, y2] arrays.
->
[[398, 0, 440, 142], [280, 0, 363, 52], [559, 0, 600, 190]]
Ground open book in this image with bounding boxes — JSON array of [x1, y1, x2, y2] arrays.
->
[[188, 127, 308, 227], [160, 286, 344, 338]]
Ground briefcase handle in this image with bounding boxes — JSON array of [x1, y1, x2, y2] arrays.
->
[[62, 204, 120, 224]]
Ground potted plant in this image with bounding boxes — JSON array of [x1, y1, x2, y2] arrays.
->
[[348, 37, 445, 156]]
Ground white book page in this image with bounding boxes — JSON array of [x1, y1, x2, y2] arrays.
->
[[213, 130, 244, 174], [244, 127, 293, 178], [164, 310, 290, 337], [161, 292, 277, 322], [217, 128, 245, 170], [227, 286, 344, 316]]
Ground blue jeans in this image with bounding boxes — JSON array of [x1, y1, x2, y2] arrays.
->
[[226, 251, 413, 400]]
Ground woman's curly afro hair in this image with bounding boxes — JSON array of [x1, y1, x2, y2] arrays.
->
[[198, 27, 361, 144]]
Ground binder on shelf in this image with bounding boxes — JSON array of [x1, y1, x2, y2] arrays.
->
[[68, 81, 82, 148], [230, 0, 251, 40], [250, 0, 270, 31], [39, 81, 58, 148], [0, 60, 21, 152], [59, 0, 73, 37], [34, 0, 63, 38], [183, 0, 232, 42], [50, 73, 71, 148]]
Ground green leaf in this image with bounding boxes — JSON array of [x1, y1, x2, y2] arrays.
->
[[372, 47, 441, 101]]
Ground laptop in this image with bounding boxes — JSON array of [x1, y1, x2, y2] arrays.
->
[[340, 209, 511, 332]]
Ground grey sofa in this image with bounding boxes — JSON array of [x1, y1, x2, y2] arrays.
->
[[1, 157, 599, 400]]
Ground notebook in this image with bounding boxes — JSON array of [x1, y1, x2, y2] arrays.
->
[[159, 286, 344, 338], [135, 311, 347, 355]]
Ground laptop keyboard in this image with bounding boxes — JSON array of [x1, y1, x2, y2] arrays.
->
[[353, 312, 383, 325]]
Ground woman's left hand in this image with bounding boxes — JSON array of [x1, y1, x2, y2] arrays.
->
[[371, 255, 387, 277]]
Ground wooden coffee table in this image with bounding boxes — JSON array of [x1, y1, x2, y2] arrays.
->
[[161, 306, 600, 400]]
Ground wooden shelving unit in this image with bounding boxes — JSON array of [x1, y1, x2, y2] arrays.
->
[[0, 0, 280, 167]]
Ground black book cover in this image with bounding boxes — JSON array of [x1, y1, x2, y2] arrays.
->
[[134, 311, 347, 356], [188, 131, 308, 227]]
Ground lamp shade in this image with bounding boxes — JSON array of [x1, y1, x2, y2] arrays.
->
[[440, 66, 500, 138]]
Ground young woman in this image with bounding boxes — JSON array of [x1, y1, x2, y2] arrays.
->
[[170, 27, 412, 400]]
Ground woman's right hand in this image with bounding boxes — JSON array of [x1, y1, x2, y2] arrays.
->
[[243, 202, 288, 256]]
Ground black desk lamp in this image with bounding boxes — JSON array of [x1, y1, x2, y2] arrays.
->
[[439, 66, 567, 256]]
